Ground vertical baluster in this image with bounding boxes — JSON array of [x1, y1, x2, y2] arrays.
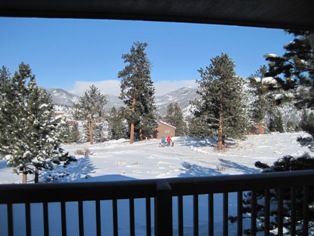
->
[[178, 195, 183, 236], [208, 194, 214, 236], [290, 188, 296, 236], [78, 201, 84, 236], [113, 199, 118, 236], [96, 200, 101, 236], [146, 197, 151, 236], [264, 189, 270, 236], [251, 191, 257, 236], [129, 198, 135, 236], [278, 188, 283, 236], [7, 203, 13, 236], [25, 203, 31, 236], [193, 194, 199, 236], [223, 192, 228, 236], [43, 202, 49, 236], [61, 202, 67, 236], [237, 191, 243, 236], [303, 186, 309, 236]]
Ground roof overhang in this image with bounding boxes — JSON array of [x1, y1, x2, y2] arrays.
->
[[0, 0, 313, 30]]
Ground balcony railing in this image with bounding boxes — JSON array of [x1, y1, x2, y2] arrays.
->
[[1, 170, 314, 236]]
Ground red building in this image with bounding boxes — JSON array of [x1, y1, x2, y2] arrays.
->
[[155, 121, 176, 139]]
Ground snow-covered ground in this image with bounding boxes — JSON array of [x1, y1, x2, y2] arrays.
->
[[2, 132, 309, 184], [0, 132, 312, 235]]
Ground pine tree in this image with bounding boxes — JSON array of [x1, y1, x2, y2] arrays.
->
[[164, 103, 175, 124], [265, 30, 314, 108], [118, 41, 158, 143], [269, 109, 284, 132], [0, 63, 71, 183], [107, 107, 127, 140], [163, 102, 187, 136], [62, 122, 80, 143], [236, 153, 314, 235], [300, 109, 314, 136], [73, 85, 107, 144], [191, 53, 248, 150], [249, 65, 281, 134], [187, 115, 210, 138]]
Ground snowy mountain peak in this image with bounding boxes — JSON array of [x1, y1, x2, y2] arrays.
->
[[45, 88, 79, 106]]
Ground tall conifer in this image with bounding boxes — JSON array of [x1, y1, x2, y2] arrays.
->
[[0, 63, 68, 183], [118, 42, 158, 143], [191, 53, 248, 150], [73, 85, 107, 144]]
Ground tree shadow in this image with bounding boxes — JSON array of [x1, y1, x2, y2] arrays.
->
[[218, 158, 260, 174], [40, 156, 96, 183], [40, 156, 138, 183], [0, 160, 7, 169], [174, 136, 218, 148], [178, 161, 222, 177], [85, 174, 136, 182]]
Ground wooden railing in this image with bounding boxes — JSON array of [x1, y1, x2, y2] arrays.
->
[[1, 170, 314, 236]]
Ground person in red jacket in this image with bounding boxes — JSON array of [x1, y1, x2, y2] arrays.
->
[[167, 136, 172, 147]]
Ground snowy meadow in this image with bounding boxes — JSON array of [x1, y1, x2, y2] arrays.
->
[[0, 132, 312, 235]]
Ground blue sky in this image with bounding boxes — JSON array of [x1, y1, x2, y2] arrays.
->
[[0, 17, 293, 96]]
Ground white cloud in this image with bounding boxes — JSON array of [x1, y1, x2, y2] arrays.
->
[[70, 80, 121, 96], [70, 79, 197, 97]]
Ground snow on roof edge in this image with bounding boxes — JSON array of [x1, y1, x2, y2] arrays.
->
[[159, 120, 176, 129]]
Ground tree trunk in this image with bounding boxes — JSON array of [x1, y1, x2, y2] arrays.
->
[[22, 167, 27, 184], [130, 122, 134, 144], [89, 119, 93, 144], [34, 167, 39, 183], [130, 98, 136, 144], [139, 128, 143, 140], [258, 122, 264, 134], [218, 111, 223, 150]]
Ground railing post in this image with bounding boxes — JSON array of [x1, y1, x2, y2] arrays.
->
[[155, 180, 173, 236]]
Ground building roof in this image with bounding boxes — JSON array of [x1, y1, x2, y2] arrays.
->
[[159, 121, 176, 129]]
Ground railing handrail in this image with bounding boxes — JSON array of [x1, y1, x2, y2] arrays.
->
[[1, 170, 314, 204]]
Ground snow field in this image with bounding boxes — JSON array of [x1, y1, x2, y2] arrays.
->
[[0, 132, 312, 235]]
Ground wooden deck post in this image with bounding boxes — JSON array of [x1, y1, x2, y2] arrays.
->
[[155, 180, 173, 236]]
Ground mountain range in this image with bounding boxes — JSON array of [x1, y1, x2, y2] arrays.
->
[[45, 87, 199, 117]]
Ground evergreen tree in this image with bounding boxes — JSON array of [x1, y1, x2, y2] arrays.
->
[[300, 109, 314, 136], [163, 102, 187, 136], [265, 30, 314, 107], [187, 115, 210, 138], [268, 109, 284, 132], [94, 122, 106, 142], [62, 122, 80, 143], [191, 53, 248, 150], [235, 153, 314, 235], [107, 107, 127, 140], [118, 41, 158, 143], [73, 85, 107, 144], [248, 65, 269, 134], [0, 63, 71, 183], [164, 103, 175, 124]]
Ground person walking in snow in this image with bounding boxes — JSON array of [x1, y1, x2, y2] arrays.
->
[[167, 136, 172, 147], [161, 136, 166, 147]]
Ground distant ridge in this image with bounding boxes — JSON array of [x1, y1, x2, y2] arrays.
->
[[46, 87, 199, 116]]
